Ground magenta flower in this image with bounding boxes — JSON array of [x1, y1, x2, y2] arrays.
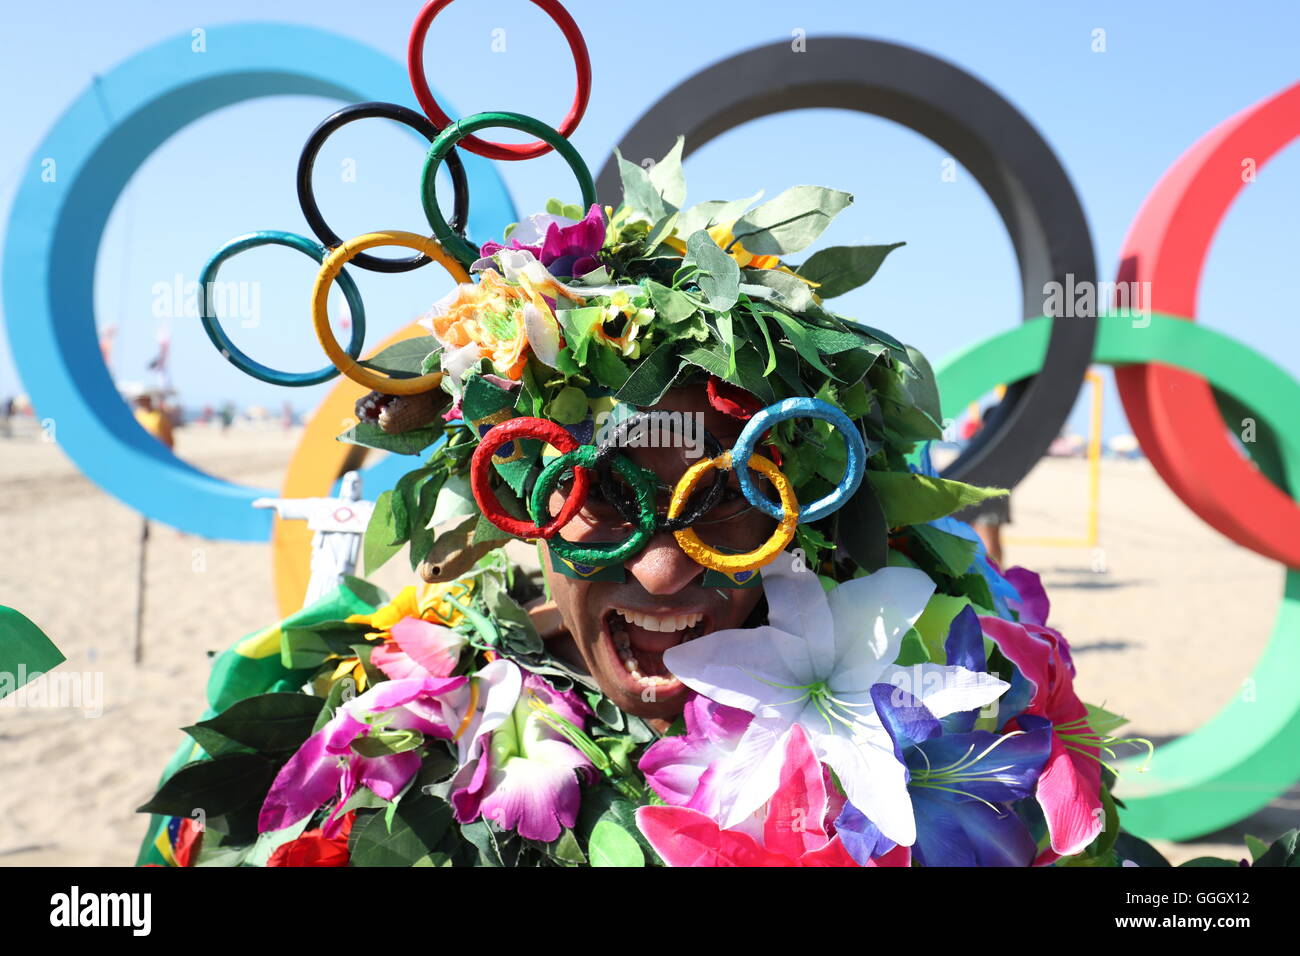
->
[[259, 675, 466, 837], [450, 672, 594, 842], [370, 617, 467, 681], [479, 204, 606, 278], [1004, 566, 1051, 627], [639, 693, 753, 813], [980, 616, 1103, 862]]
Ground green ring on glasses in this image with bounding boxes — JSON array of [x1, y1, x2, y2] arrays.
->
[[530, 444, 656, 566]]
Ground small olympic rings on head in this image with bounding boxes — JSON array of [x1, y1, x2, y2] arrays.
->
[[421, 111, 597, 267], [311, 230, 469, 395], [472, 418, 590, 539], [296, 101, 470, 274], [594, 413, 725, 532], [670, 452, 799, 573], [532, 444, 657, 566], [732, 397, 866, 524], [407, 0, 592, 162], [199, 231, 367, 387]]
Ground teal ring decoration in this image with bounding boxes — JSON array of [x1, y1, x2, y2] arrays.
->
[[199, 231, 367, 387], [1, 23, 516, 541]]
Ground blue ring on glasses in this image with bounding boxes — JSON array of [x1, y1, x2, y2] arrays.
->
[[732, 397, 866, 523]]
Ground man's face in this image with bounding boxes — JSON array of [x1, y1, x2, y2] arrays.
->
[[542, 385, 775, 721]]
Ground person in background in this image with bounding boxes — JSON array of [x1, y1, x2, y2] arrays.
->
[[132, 392, 174, 450]]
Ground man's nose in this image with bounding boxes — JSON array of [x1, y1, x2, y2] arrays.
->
[[624, 531, 704, 595]]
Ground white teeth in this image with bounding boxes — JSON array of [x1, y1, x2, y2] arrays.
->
[[614, 608, 703, 632]]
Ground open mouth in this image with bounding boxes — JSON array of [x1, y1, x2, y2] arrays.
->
[[599, 606, 710, 698]]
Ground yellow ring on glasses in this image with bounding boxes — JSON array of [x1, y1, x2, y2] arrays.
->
[[311, 230, 471, 395], [669, 451, 799, 573]]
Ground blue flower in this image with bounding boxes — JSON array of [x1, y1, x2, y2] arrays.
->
[[836, 607, 1053, 866]]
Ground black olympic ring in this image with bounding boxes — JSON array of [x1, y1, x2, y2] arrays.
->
[[595, 414, 725, 532], [296, 101, 470, 274], [594, 37, 1097, 496]]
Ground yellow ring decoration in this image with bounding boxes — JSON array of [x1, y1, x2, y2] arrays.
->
[[669, 451, 799, 572], [311, 230, 471, 395]]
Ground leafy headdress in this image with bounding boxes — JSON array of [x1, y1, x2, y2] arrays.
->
[[354, 138, 1004, 599]]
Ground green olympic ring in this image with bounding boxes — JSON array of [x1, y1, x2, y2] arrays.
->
[[936, 312, 1300, 842], [530, 445, 657, 567]]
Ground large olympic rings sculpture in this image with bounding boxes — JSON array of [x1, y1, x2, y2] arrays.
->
[[4, 5, 1298, 842]]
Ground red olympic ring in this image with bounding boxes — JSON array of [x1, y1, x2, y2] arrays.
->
[[407, 0, 592, 161], [1114, 83, 1300, 567], [470, 417, 591, 538]]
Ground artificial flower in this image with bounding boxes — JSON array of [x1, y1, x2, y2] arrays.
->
[[342, 582, 473, 683], [663, 551, 1008, 846], [258, 675, 466, 837], [639, 692, 753, 811], [480, 203, 607, 278], [665, 221, 781, 270], [266, 812, 355, 867], [837, 681, 1052, 867], [637, 725, 907, 867], [450, 671, 593, 842], [980, 615, 1103, 862], [1004, 565, 1050, 627]]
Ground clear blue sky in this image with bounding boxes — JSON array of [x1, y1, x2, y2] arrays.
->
[[1, 0, 1297, 442]]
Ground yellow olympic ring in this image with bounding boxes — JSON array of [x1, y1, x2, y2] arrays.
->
[[311, 230, 470, 395], [669, 451, 799, 573]]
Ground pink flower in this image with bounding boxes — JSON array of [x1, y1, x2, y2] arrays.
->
[[258, 676, 466, 837], [450, 672, 593, 842], [639, 693, 753, 813], [636, 725, 910, 867], [370, 617, 467, 681], [980, 616, 1102, 863]]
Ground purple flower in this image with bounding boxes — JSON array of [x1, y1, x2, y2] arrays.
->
[[449, 672, 594, 842], [480, 204, 606, 278], [258, 676, 467, 837]]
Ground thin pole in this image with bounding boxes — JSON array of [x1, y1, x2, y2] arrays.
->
[[134, 517, 149, 664]]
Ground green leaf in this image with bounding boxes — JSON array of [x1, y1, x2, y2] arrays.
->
[[189, 693, 325, 754], [588, 817, 645, 867], [1244, 834, 1271, 863], [1178, 857, 1241, 867], [741, 268, 817, 313], [614, 148, 668, 222], [644, 280, 699, 323], [646, 136, 687, 209], [909, 524, 978, 577], [1084, 703, 1130, 738], [137, 753, 278, 818], [549, 828, 588, 866], [586, 345, 632, 391], [674, 191, 763, 238], [429, 472, 475, 528], [545, 385, 590, 424], [555, 306, 604, 364], [357, 337, 441, 377], [351, 728, 424, 758], [684, 230, 740, 310], [338, 421, 440, 456], [363, 490, 404, 575], [867, 472, 1007, 527], [796, 243, 905, 298], [1253, 828, 1300, 867], [350, 792, 454, 867], [835, 480, 889, 572], [616, 341, 682, 406], [731, 186, 853, 256]]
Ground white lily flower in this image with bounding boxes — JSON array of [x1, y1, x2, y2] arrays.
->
[[663, 552, 1009, 846]]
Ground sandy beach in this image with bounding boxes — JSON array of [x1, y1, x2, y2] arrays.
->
[[0, 423, 1294, 866]]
